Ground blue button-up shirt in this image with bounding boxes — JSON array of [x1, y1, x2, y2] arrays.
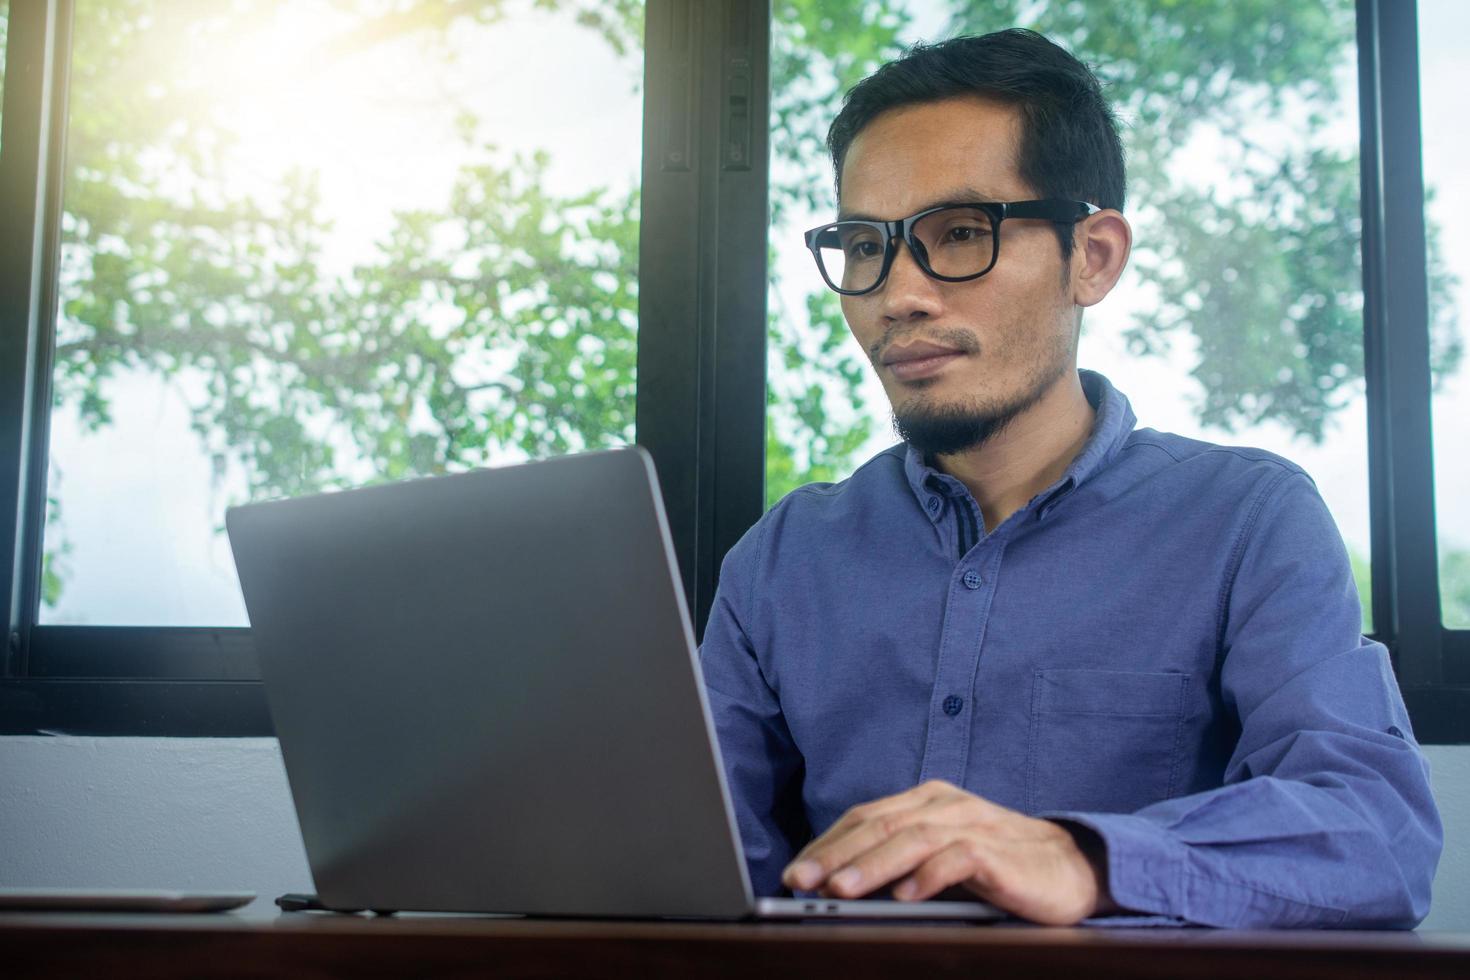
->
[[699, 370, 1442, 928]]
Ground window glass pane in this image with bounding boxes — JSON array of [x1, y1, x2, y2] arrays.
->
[[41, 0, 644, 625], [1420, 0, 1470, 629], [767, 0, 1373, 632]]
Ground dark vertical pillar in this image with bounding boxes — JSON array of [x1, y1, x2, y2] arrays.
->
[[0, 0, 69, 676], [1357, 0, 1442, 687], [638, 0, 769, 639]]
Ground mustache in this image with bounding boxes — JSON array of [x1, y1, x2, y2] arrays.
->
[[868, 326, 981, 366]]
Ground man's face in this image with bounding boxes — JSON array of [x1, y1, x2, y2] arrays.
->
[[836, 96, 1080, 454]]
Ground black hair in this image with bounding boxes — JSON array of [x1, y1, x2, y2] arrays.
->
[[827, 29, 1125, 258]]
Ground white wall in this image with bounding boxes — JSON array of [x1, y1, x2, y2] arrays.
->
[[0, 736, 1466, 928], [1424, 746, 1470, 930], [0, 737, 310, 915]]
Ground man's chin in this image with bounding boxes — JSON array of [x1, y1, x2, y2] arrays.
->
[[892, 380, 1055, 457], [890, 357, 1075, 457], [893, 403, 1016, 457]]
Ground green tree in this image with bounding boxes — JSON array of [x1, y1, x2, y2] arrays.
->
[[55, 0, 643, 498], [954, 0, 1460, 440], [765, 0, 912, 503]]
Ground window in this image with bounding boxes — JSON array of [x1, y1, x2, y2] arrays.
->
[[1419, 0, 1470, 631], [1, 0, 766, 733], [41, 0, 643, 627], [2, 0, 1464, 741]]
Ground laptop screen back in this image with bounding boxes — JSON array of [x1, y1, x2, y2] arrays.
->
[[226, 448, 753, 917]]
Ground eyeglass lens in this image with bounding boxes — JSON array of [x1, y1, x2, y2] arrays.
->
[[815, 206, 996, 293]]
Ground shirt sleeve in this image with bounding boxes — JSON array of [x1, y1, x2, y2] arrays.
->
[[697, 519, 810, 897], [1049, 471, 1443, 929]]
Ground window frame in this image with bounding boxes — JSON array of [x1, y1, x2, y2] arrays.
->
[[1, 0, 1466, 742], [0, 0, 770, 735], [1356, 0, 1470, 741]]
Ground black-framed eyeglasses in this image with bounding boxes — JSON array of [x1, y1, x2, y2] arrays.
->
[[802, 199, 1099, 296]]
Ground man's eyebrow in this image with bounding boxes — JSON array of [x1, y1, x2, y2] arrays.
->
[[835, 188, 1011, 222]]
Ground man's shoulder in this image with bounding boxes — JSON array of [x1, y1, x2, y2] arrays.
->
[[772, 443, 910, 508], [1119, 427, 1311, 488], [723, 445, 910, 570]]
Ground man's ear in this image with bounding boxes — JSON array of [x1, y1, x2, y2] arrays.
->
[[1071, 210, 1131, 308]]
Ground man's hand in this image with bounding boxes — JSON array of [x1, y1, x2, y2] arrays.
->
[[780, 780, 1116, 925]]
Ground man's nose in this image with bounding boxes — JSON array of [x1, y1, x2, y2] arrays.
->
[[879, 238, 943, 322]]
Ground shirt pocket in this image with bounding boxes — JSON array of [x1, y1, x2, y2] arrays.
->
[[1026, 668, 1189, 815]]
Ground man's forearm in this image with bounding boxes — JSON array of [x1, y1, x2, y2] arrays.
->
[[1047, 764, 1439, 929]]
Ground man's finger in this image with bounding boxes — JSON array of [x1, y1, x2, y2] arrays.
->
[[821, 821, 957, 899], [782, 785, 939, 889], [784, 783, 974, 891], [892, 839, 989, 902]]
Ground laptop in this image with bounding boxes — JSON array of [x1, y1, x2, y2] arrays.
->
[[226, 446, 1002, 922]]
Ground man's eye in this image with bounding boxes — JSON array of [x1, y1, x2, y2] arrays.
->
[[845, 240, 883, 259], [942, 225, 984, 243]]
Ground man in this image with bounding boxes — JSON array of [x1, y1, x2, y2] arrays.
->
[[698, 29, 1441, 928]]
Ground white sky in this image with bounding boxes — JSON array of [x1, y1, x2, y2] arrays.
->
[[1419, 0, 1470, 561], [38, 0, 1469, 626]]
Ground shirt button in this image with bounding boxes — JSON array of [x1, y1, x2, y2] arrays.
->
[[926, 497, 942, 514], [962, 570, 982, 589], [942, 696, 964, 717]]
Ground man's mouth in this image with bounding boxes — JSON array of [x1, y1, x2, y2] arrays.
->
[[881, 340, 966, 382]]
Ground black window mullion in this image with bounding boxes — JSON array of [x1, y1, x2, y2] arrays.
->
[[0, 678, 272, 736], [27, 626, 257, 680], [1355, 0, 1394, 653], [711, 0, 770, 626], [637, 0, 769, 641], [1356, 0, 1442, 687], [0, 0, 68, 679], [1447, 632, 1470, 687]]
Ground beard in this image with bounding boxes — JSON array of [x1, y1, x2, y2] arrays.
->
[[892, 355, 1070, 458]]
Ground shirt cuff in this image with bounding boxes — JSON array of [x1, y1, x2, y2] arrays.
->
[[1045, 811, 1350, 928], [1044, 811, 1191, 921]]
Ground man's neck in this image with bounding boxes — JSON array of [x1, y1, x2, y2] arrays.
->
[[932, 370, 1095, 533]]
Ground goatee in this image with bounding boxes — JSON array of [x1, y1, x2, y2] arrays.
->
[[892, 362, 1066, 457]]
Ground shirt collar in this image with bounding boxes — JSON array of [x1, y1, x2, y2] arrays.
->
[[903, 369, 1138, 523]]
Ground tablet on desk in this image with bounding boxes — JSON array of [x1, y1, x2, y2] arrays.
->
[[0, 888, 256, 913]]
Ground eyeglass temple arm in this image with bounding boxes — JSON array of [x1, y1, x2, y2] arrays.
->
[[1000, 200, 1100, 221]]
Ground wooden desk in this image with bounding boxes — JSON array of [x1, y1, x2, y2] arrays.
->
[[5, 910, 1469, 979]]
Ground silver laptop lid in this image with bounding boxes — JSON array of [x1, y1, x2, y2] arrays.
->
[[227, 447, 753, 918]]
